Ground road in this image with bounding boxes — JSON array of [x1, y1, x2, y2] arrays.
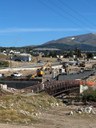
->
[[57, 69, 96, 81], [0, 62, 62, 72]]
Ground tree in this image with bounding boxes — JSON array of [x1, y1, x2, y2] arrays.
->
[[68, 50, 74, 57], [48, 51, 57, 57], [86, 52, 93, 60], [74, 48, 81, 58]]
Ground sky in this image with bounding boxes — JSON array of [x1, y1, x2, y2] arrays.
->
[[0, 0, 96, 47]]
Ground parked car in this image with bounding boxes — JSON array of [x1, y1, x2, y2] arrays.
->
[[0, 73, 4, 78], [11, 72, 22, 77]]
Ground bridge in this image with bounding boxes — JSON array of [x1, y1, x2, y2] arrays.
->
[[24, 69, 96, 96], [0, 69, 95, 97], [25, 80, 80, 97], [24, 78, 96, 97], [44, 80, 80, 96]]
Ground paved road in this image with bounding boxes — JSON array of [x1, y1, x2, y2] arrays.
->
[[57, 69, 96, 81]]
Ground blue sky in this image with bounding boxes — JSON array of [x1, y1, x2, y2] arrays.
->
[[0, 0, 96, 47]]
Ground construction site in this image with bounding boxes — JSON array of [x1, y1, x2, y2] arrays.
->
[[0, 57, 96, 128]]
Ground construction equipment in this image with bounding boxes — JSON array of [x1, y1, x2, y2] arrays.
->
[[32, 62, 52, 78], [36, 69, 44, 77]]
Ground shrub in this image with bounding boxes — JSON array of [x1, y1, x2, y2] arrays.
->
[[0, 61, 9, 68], [82, 88, 96, 102]]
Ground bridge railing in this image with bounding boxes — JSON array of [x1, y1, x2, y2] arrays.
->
[[24, 80, 80, 96]]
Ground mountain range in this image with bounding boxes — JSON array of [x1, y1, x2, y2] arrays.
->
[[36, 33, 96, 51]]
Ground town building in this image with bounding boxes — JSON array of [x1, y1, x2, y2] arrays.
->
[[12, 53, 32, 62]]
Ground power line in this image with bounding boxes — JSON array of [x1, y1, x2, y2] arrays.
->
[[56, 0, 96, 29], [45, 0, 94, 30], [38, 0, 87, 29], [38, 0, 96, 33], [38, 0, 66, 19]]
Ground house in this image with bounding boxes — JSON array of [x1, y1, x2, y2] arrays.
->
[[9, 50, 21, 54], [93, 56, 96, 60], [9, 50, 14, 54], [12, 53, 32, 62]]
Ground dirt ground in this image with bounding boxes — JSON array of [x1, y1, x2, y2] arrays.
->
[[0, 106, 96, 128]]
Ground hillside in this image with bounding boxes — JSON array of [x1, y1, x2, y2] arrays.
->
[[0, 92, 62, 124], [0, 33, 96, 51], [37, 33, 96, 51]]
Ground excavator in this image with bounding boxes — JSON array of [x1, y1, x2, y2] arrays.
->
[[32, 61, 52, 78]]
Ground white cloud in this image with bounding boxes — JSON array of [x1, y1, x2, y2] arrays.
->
[[0, 28, 83, 33], [0, 27, 95, 34]]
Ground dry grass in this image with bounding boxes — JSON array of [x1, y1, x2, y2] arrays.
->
[[0, 92, 62, 124]]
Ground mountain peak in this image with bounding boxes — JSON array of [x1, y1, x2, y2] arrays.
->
[[37, 33, 96, 51], [45, 33, 96, 45]]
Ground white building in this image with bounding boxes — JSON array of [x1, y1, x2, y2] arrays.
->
[[12, 53, 32, 62]]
